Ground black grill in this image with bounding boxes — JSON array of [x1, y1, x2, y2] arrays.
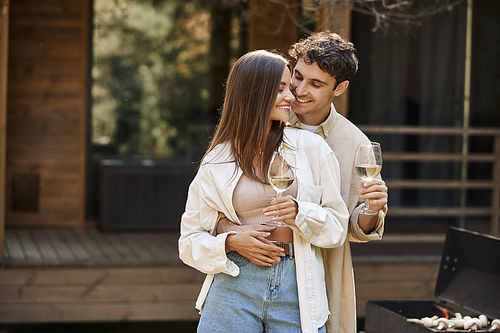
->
[[365, 227, 500, 332]]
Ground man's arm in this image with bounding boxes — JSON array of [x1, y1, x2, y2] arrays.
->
[[217, 217, 276, 234], [357, 178, 388, 234]]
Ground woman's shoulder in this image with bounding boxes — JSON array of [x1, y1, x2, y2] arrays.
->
[[203, 141, 233, 164]]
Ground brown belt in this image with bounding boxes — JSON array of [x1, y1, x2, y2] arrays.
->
[[271, 241, 294, 258]]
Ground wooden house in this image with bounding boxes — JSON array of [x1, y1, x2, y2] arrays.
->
[[0, 0, 499, 327]]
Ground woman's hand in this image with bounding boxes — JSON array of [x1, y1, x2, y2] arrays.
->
[[263, 195, 298, 223], [226, 231, 285, 267]]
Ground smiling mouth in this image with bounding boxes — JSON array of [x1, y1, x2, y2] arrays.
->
[[277, 105, 291, 111], [295, 97, 311, 103]]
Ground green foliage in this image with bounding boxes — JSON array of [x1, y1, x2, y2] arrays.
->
[[92, 0, 210, 158]]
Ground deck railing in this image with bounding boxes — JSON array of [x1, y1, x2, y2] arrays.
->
[[359, 126, 500, 237]]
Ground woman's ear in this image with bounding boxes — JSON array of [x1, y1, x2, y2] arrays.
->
[[333, 80, 350, 97]]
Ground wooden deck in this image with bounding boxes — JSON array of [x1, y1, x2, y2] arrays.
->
[[2, 228, 182, 267], [0, 228, 444, 324], [0, 228, 205, 324]]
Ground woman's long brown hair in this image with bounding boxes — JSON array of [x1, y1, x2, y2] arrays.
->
[[203, 50, 288, 184]]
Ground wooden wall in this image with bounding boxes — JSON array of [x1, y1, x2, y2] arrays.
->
[[5, 0, 89, 227], [0, 265, 204, 323], [0, 261, 438, 323], [354, 262, 439, 317]]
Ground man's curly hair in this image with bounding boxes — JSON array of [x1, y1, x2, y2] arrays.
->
[[289, 31, 358, 88]]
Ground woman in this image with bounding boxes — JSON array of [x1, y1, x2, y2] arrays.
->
[[178, 50, 349, 333]]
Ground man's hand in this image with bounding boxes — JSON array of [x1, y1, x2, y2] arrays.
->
[[218, 218, 285, 266], [358, 179, 388, 233]]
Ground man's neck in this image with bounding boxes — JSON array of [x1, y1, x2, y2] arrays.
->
[[300, 123, 319, 134], [296, 104, 332, 126]]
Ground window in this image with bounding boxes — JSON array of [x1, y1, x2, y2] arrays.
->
[[88, 0, 213, 223], [92, 0, 211, 160]]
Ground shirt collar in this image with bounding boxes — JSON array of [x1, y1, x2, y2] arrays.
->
[[289, 103, 338, 138]]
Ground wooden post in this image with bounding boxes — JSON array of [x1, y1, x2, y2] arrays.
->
[[460, 0, 473, 228], [0, 0, 9, 263], [492, 135, 500, 237], [315, 0, 352, 117], [79, 0, 90, 227], [247, 0, 299, 55]]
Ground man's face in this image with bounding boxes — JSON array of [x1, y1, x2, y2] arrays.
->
[[291, 59, 337, 126]]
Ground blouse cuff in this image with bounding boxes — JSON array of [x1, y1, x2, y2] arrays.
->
[[219, 231, 239, 276]]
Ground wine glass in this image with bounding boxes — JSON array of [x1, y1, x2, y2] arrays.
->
[[265, 149, 295, 226], [355, 142, 383, 215]]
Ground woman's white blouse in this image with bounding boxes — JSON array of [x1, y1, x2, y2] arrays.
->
[[178, 127, 349, 333]]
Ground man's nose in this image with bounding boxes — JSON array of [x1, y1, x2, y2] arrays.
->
[[293, 81, 305, 96]]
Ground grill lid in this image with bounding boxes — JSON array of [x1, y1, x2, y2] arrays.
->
[[434, 227, 500, 319]]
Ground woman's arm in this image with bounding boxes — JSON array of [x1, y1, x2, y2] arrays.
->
[[179, 166, 285, 273], [178, 169, 239, 276]]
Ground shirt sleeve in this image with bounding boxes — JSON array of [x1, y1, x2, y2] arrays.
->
[[178, 167, 240, 276], [349, 203, 386, 242]]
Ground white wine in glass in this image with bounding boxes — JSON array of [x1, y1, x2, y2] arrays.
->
[[355, 142, 382, 215], [266, 150, 295, 226]]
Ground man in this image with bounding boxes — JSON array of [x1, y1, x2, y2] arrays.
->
[[217, 31, 388, 333]]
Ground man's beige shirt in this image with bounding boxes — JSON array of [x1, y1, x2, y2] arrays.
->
[[290, 104, 387, 333]]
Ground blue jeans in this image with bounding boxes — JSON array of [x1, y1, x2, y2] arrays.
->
[[198, 251, 326, 333]]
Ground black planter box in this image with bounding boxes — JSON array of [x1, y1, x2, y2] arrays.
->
[[97, 159, 197, 231], [365, 227, 500, 332]]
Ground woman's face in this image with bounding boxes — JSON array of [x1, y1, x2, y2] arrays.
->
[[270, 66, 294, 123]]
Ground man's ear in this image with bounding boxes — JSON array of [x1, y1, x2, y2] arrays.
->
[[333, 80, 349, 97]]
